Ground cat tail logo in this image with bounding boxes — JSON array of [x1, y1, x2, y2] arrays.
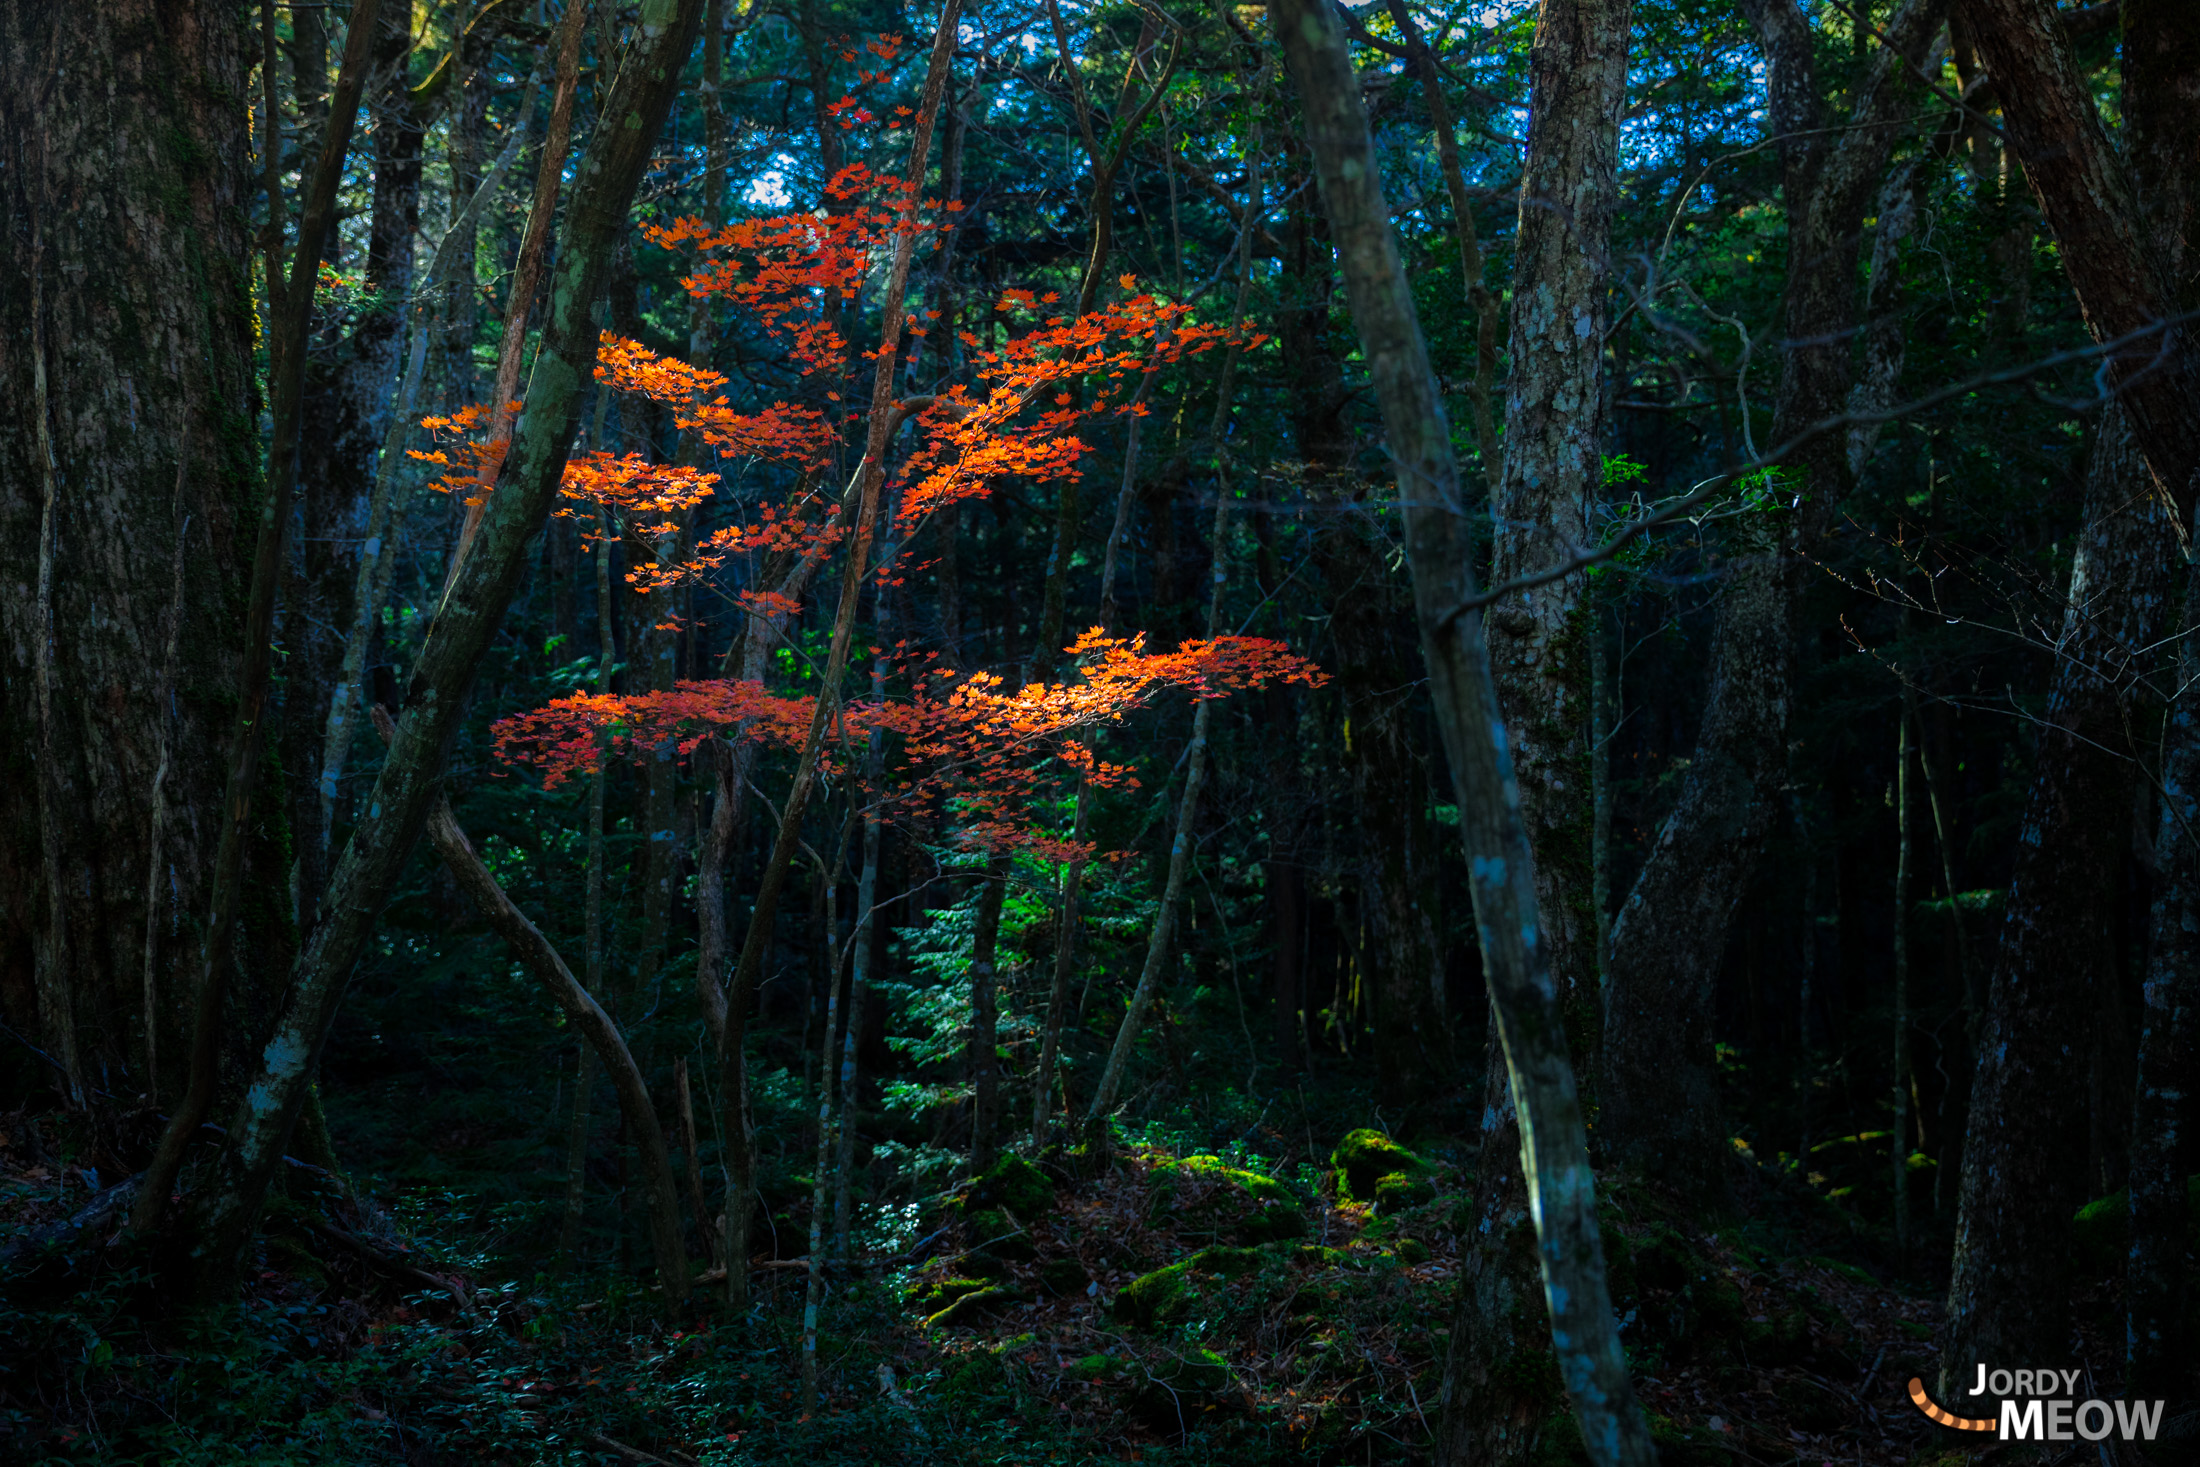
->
[[1908, 1379, 1995, 1432]]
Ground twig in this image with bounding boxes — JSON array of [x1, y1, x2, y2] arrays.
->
[[585, 1430, 685, 1466], [1440, 306, 2200, 623]]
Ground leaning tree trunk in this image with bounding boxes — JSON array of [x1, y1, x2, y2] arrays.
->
[[1598, 0, 1943, 1200], [0, 0, 259, 1105], [1952, 0, 2200, 526], [1445, 0, 1629, 1459], [179, 0, 709, 1299], [1939, 406, 2178, 1403], [1274, 3, 1655, 1464]]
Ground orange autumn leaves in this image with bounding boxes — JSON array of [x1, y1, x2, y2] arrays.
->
[[491, 631, 1325, 860], [436, 122, 1307, 860]]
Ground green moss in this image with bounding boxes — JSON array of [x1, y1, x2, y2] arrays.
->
[[923, 1285, 1022, 1331], [963, 1208, 1036, 1261], [1739, 1306, 1811, 1365], [1153, 1346, 1231, 1396], [1374, 1171, 1437, 1214], [2071, 1175, 2200, 1273], [1070, 1353, 1118, 1382], [1115, 1261, 1195, 1329], [1114, 1246, 1267, 1330], [1397, 1238, 1431, 1265], [905, 1275, 993, 1314], [1148, 1154, 1308, 1241], [1649, 1412, 1737, 1467], [1690, 1276, 1747, 1347], [967, 1152, 1054, 1217], [1331, 1128, 1428, 1204]]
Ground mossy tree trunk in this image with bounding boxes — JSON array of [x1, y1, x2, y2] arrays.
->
[[180, 0, 709, 1298], [0, 0, 258, 1104], [1274, 4, 1655, 1464]]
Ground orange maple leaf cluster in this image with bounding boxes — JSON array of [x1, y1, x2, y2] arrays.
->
[[492, 632, 1324, 857]]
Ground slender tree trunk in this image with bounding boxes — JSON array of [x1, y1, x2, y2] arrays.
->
[[717, 6, 959, 1310], [674, 1056, 714, 1269], [288, 0, 422, 928], [1940, 405, 2178, 1402], [1892, 700, 1913, 1258], [970, 857, 1009, 1165], [558, 1043, 595, 1267], [803, 867, 848, 1411], [416, 779, 687, 1304], [0, 0, 257, 1106], [1084, 182, 1259, 1127], [1274, 5, 1655, 1464], [179, 0, 708, 1296]]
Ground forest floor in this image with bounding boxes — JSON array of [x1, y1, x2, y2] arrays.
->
[[0, 1092, 2089, 1466]]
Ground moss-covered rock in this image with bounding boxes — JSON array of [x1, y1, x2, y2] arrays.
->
[[1114, 1246, 1268, 1329], [1153, 1346, 1231, 1396], [1649, 1413, 1737, 1467], [1397, 1237, 1432, 1265], [962, 1207, 1037, 1261], [1147, 1154, 1309, 1242], [1740, 1306, 1811, 1366], [1069, 1352, 1119, 1382], [1373, 1170, 1437, 1214], [1330, 1128, 1429, 1204], [967, 1152, 1055, 1217], [2071, 1175, 2200, 1274]]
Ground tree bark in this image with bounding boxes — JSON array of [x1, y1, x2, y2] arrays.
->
[[1444, 2, 1627, 1457], [1598, 0, 1943, 1199], [1940, 405, 2178, 1401], [0, 0, 257, 1102], [1953, 0, 2200, 526], [1274, 4, 1654, 1464], [287, 0, 423, 927], [178, 0, 708, 1297], [2127, 565, 2197, 1397]]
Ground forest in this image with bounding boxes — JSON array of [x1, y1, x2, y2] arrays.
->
[[1, 0, 2195, 1460]]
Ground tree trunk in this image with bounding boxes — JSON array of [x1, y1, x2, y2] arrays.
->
[[179, 0, 708, 1297], [1953, 0, 2200, 526], [2128, 564, 2198, 1397], [1274, 5, 1654, 1464], [1940, 404, 2178, 1402], [1599, 0, 1943, 1199], [1444, 3, 1627, 1457], [421, 787, 688, 1304], [970, 857, 1008, 1168], [287, 0, 422, 927], [0, 0, 257, 1103]]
